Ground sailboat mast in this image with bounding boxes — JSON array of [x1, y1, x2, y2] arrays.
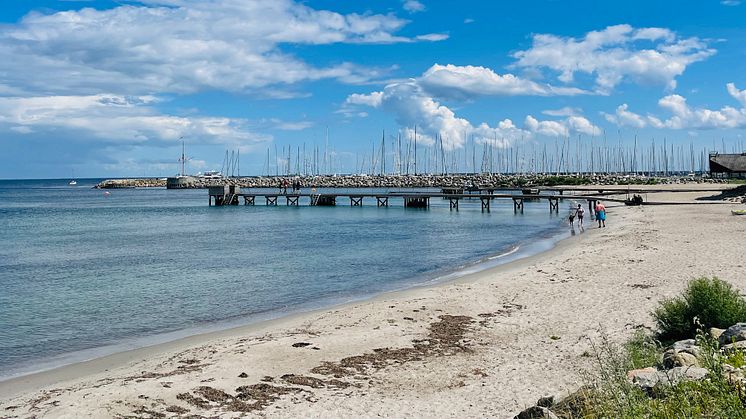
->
[[414, 125, 418, 175], [180, 139, 186, 176]]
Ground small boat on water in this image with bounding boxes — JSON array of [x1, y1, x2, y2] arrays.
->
[[732, 209, 746, 216], [68, 179, 77, 186], [197, 170, 223, 180]]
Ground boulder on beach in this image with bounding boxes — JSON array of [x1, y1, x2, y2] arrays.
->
[[718, 323, 746, 346], [662, 339, 701, 368]]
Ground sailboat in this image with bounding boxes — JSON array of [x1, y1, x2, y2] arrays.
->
[[68, 170, 77, 186]]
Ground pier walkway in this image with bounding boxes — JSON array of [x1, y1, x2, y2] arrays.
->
[[208, 186, 618, 214]]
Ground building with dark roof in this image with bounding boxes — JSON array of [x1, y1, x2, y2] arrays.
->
[[709, 153, 746, 178]]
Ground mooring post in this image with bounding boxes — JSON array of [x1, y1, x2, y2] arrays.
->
[[449, 197, 459, 211]]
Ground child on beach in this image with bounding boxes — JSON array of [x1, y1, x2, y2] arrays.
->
[[568, 212, 575, 226]]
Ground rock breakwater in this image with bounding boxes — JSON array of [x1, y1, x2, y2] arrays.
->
[[95, 174, 725, 190]]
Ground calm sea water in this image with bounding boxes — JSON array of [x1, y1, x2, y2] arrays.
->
[[0, 179, 568, 378]]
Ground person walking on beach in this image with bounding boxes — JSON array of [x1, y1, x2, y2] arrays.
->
[[595, 201, 606, 228], [575, 204, 585, 227]]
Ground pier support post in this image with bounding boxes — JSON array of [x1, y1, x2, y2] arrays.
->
[[209, 195, 212, 206], [513, 197, 524, 214], [480, 197, 491, 213], [449, 197, 460, 211], [265, 196, 277, 206], [376, 196, 389, 207], [244, 196, 255, 206], [549, 197, 559, 214], [350, 196, 363, 206], [286, 196, 299, 206]]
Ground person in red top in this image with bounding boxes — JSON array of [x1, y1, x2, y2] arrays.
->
[[595, 201, 606, 228]]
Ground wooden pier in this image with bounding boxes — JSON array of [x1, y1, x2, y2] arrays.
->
[[207, 186, 612, 214]]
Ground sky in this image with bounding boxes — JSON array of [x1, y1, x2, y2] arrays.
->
[[1, 0, 746, 178]]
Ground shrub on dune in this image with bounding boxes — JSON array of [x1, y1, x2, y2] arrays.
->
[[653, 277, 746, 342]]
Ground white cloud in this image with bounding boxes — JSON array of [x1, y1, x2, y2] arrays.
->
[[345, 91, 384, 107], [264, 118, 314, 131], [656, 93, 746, 129], [463, 18, 475, 24], [721, 0, 741, 5], [0, 94, 270, 147], [0, 0, 445, 96], [566, 116, 601, 135], [512, 24, 715, 93], [416, 33, 449, 42], [402, 0, 426, 13], [342, 62, 604, 147], [604, 83, 746, 130], [524, 116, 568, 137], [602, 104, 647, 128], [727, 82, 746, 107], [542, 107, 582, 117], [348, 81, 529, 150], [524, 115, 600, 137], [418, 64, 589, 100]]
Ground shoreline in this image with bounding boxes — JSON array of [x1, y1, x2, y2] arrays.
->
[[0, 218, 573, 397], [2, 189, 744, 417]]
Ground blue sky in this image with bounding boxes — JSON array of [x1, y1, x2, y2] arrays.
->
[[1, 0, 745, 178]]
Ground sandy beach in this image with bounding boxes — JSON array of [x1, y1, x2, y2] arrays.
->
[[1, 185, 745, 418]]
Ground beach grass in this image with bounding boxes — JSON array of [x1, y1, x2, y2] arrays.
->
[[624, 329, 660, 370]]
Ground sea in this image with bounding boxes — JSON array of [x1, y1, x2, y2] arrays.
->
[[0, 178, 570, 380]]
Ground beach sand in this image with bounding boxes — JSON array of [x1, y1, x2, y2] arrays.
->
[[1, 186, 744, 418]]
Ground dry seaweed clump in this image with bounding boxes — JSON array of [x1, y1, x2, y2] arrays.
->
[[311, 315, 475, 378], [174, 383, 305, 413], [149, 314, 477, 416]]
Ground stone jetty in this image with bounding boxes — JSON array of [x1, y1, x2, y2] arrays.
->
[[94, 173, 725, 190]]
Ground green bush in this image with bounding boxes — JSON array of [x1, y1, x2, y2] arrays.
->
[[653, 277, 746, 342]]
